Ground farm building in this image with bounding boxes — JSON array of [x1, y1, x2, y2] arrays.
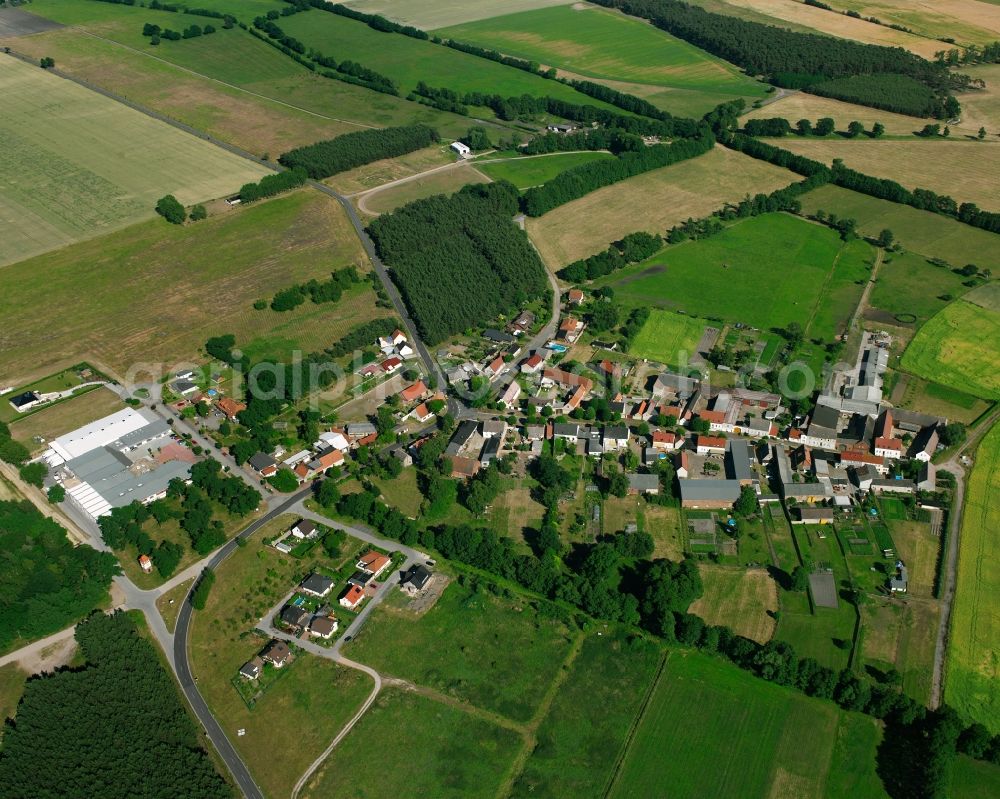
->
[[678, 479, 741, 508], [450, 141, 472, 158]]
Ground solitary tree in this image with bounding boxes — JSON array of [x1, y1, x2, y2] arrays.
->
[[877, 229, 895, 249], [155, 194, 186, 224], [871, 122, 885, 138], [47, 484, 66, 504], [790, 565, 810, 592], [846, 121, 864, 138], [978, 126, 988, 139], [39, 56, 55, 69], [189, 204, 207, 221]]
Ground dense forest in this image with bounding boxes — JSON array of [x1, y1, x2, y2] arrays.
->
[[523, 128, 715, 216], [558, 231, 664, 281], [278, 125, 439, 179], [0, 501, 118, 653], [808, 73, 952, 118], [591, 0, 962, 116], [0, 611, 231, 799], [367, 182, 548, 344]]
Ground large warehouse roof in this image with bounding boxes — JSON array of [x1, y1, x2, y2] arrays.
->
[[46, 408, 156, 464]]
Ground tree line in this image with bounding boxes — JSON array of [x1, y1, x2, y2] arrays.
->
[[328, 317, 400, 358], [238, 167, 307, 203], [141, 20, 218, 43], [808, 73, 955, 119], [522, 128, 715, 216], [367, 182, 548, 344], [0, 500, 118, 654], [558, 231, 663, 281], [0, 611, 230, 799], [266, 266, 360, 312], [590, 0, 962, 116], [278, 125, 438, 179], [744, 116, 883, 138]]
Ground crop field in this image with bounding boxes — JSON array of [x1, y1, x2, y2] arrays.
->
[[602, 213, 871, 340], [359, 164, 490, 215], [821, 0, 1000, 46], [706, 0, 943, 57], [964, 281, 1000, 313], [438, 4, 769, 116], [0, 190, 387, 384], [689, 566, 778, 644], [345, 0, 573, 30], [477, 152, 615, 190], [189, 532, 373, 799], [527, 147, 796, 267], [8, 388, 125, 453], [900, 300, 1000, 400], [277, 10, 621, 109], [345, 581, 577, 722], [958, 64, 1000, 136], [512, 632, 663, 798], [798, 185, 1000, 271], [780, 139, 1000, 210], [742, 92, 930, 136], [861, 600, 938, 703], [301, 688, 522, 799], [628, 310, 706, 367], [946, 423, 1000, 732], [869, 250, 973, 327], [0, 53, 268, 267], [608, 651, 887, 798]]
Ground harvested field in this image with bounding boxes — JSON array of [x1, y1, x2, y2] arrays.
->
[[780, 138, 1000, 211], [956, 64, 1000, 137], [742, 92, 930, 135], [358, 164, 490, 215], [328, 145, 455, 195], [525, 146, 796, 267], [707, 0, 943, 57], [689, 566, 778, 643], [9, 388, 125, 453], [822, 0, 1000, 46], [345, 0, 573, 30], [0, 53, 268, 267], [0, 190, 386, 384]]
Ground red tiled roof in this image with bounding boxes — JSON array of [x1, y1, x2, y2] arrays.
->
[[358, 551, 390, 573], [543, 367, 593, 391], [652, 430, 676, 444], [381, 357, 402, 370], [699, 410, 726, 423], [875, 437, 902, 451], [216, 397, 246, 419], [697, 435, 727, 449], [399, 381, 427, 403], [316, 450, 344, 469]]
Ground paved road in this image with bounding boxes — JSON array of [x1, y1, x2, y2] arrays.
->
[[929, 407, 1000, 708]]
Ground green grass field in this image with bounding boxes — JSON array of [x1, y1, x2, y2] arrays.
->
[[0, 189, 386, 384], [946, 422, 1000, 732], [628, 309, 706, 367], [602, 213, 872, 341], [277, 9, 622, 111], [607, 651, 887, 798], [0, 663, 28, 737], [511, 632, 663, 798], [438, 4, 768, 116], [799, 185, 1000, 271], [346, 0, 573, 30], [300, 688, 523, 799], [900, 300, 1000, 400], [0, 52, 268, 267], [953, 756, 1000, 799], [345, 580, 577, 722], [869, 250, 974, 327], [476, 152, 615, 189]]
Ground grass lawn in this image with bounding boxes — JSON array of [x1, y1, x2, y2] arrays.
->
[[155, 578, 194, 634], [300, 688, 523, 799], [0, 190, 388, 384], [526, 146, 796, 268], [7, 388, 124, 451], [608, 650, 886, 798], [798, 185, 1000, 271], [894, 376, 992, 426], [953, 756, 1000, 799], [438, 4, 768, 116], [861, 599, 938, 704], [643, 503, 685, 560], [689, 565, 778, 644], [0, 663, 28, 738], [511, 632, 663, 798], [277, 9, 621, 110], [605, 213, 871, 341], [372, 468, 424, 518], [493, 486, 546, 550], [476, 152, 615, 190], [889, 519, 939, 598], [0, 52, 268, 267], [946, 422, 1000, 732], [869, 250, 974, 327], [345, 580, 577, 723], [189, 528, 372, 799], [360, 163, 490, 215], [628, 309, 705, 368], [900, 300, 1000, 400]]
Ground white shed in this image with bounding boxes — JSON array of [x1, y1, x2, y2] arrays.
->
[[450, 141, 472, 158]]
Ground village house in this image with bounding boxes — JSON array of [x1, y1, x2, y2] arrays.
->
[[520, 353, 544, 374], [261, 640, 290, 668], [300, 572, 334, 598], [484, 355, 506, 379], [308, 615, 338, 640], [247, 453, 278, 477], [138, 554, 153, 574], [510, 310, 535, 335], [406, 403, 434, 423], [357, 551, 391, 579], [651, 430, 681, 451], [399, 381, 427, 404], [627, 473, 660, 495], [280, 605, 310, 631], [790, 507, 835, 525], [602, 425, 630, 451], [909, 426, 939, 462], [499, 380, 521, 409], [450, 455, 481, 479], [339, 584, 365, 610], [216, 397, 246, 421], [558, 317, 585, 343], [566, 288, 584, 306], [239, 656, 263, 680], [678, 478, 741, 509], [401, 564, 434, 596], [695, 435, 727, 456]]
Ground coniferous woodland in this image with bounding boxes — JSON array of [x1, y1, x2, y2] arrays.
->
[[590, 0, 964, 117], [278, 125, 439, 179], [367, 182, 548, 344], [0, 611, 231, 799]]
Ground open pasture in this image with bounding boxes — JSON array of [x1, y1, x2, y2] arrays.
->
[[798, 184, 1000, 271], [608, 651, 888, 799], [0, 190, 385, 384], [526, 146, 796, 267], [438, 4, 768, 115], [946, 423, 1000, 732], [869, 250, 973, 327], [628, 310, 706, 367], [894, 376, 992, 425], [301, 688, 523, 799], [706, 0, 943, 57], [344, 0, 573, 31], [780, 138, 1000, 211], [957, 64, 1000, 137], [277, 9, 619, 108], [900, 300, 1000, 400], [953, 756, 1000, 799], [861, 599, 938, 703], [345, 580, 577, 723], [477, 151, 615, 190], [602, 213, 870, 340], [689, 566, 778, 644], [359, 164, 490, 215], [0, 53, 268, 267]]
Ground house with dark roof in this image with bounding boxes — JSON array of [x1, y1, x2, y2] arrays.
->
[[627, 473, 660, 495], [309, 615, 338, 640], [678, 478, 741, 508], [889, 561, 908, 593], [791, 507, 835, 525], [401, 564, 434, 595], [300, 572, 334, 598], [247, 452, 278, 477], [261, 639, 290, 667], [239, 656, 263, 680], [483, 328, 515, 344], [280, 605, 310, 630]]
